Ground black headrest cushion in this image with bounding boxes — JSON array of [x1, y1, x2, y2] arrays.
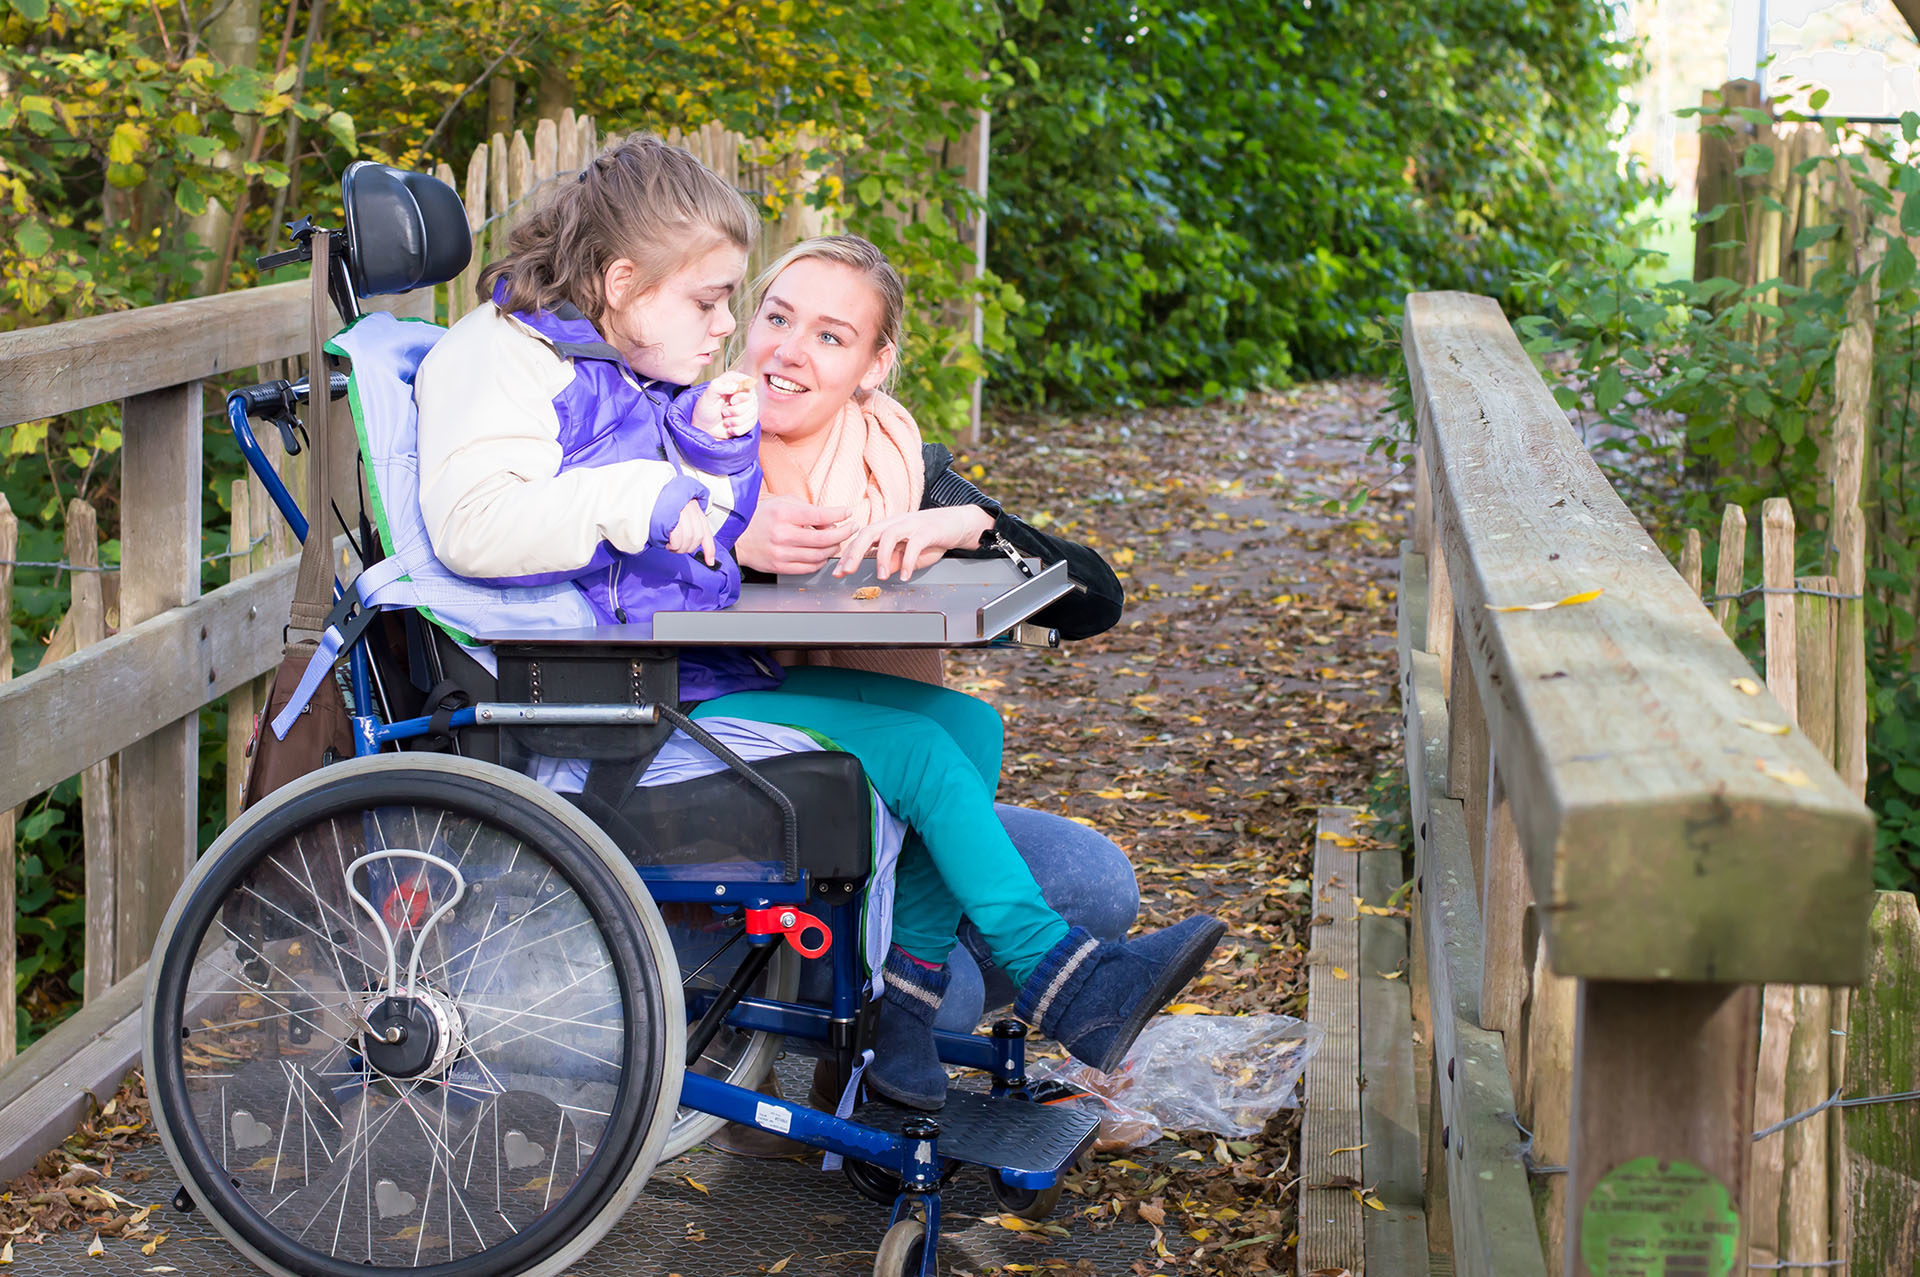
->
[[340, 161, 473, 298]]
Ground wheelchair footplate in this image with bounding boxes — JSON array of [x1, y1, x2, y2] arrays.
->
[[851, 1089, 1100, 1189]]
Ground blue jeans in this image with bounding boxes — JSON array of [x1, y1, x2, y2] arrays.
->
[[794, 803, 1140, 1026], [936, 804, 1140, 1030]]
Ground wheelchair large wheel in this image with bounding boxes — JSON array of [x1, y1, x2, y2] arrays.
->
[[143, 754, 685, 1277], [661, 911, 798, 1158]]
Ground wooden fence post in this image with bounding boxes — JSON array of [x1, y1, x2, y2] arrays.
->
[[1749, 501, 1801, 1269], [1569, 982, 1761, 1277], [1780, 575, 1839, 1269], [1841, 892, 1920, 1274], [117, 382, 205, 982], [226, 482, 255, 822], [1761, 498, 1796, 714], [0, 495, 14, 1062], [66, 500, 118, 1004], [1714, 503, 1747, 637], [1681, 528, 1703, 597]]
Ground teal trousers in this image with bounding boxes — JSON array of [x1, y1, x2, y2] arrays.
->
[[693, 666, 1070, 983]]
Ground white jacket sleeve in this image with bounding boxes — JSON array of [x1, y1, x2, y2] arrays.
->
[[415, 306, 691, 579]]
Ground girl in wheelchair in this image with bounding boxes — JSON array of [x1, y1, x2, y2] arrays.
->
[[412, 133, 1225, 1111]]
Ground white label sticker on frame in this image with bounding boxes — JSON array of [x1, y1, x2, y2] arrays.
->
[[754, 1101, 793, 1135]]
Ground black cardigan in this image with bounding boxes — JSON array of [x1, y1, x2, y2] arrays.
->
[[920, 443, 1125, 642]]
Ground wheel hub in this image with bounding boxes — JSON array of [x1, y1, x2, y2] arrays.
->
[[360, 985, 464, 1079]]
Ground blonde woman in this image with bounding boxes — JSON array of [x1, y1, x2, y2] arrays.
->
[[697, 236, 1190, 1113]]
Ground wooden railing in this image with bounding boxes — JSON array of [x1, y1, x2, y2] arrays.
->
[[0, 281, 324, 1051], [1395, 291, 1875, 1275]]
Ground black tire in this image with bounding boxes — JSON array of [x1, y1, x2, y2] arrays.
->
[[143, 755, 686, 1277], [872, 1218, 927, 1277], [987, 1168, 1062, 1221], [843, 1155, 905, 1207]]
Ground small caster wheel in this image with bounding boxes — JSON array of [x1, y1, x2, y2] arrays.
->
[[987, 1168, 1062, 1221], [171, 1185, 195, 1213], [873, 1217, 927, 1277], [844, 1156, 903, 1207]]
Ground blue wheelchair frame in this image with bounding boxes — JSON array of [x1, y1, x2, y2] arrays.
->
[[224, 385, 1078, 1270]]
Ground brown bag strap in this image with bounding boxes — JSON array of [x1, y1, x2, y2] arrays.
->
[[289, 230, 337, 640]]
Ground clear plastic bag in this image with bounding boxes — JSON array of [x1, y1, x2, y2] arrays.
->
[[1035, 1013, 1323, 1142]]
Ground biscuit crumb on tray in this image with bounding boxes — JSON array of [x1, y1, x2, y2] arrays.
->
[[852, 586, 882, 600]]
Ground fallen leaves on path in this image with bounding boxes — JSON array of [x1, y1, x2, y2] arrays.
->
[[0, 1072, 162, 1258], [948, 379, 1407, 1273]]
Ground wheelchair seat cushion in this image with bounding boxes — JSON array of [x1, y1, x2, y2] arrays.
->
[[563, 749, 874, 884]]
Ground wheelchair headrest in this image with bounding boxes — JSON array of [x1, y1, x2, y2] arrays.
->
[[340, 161, 472, 298]]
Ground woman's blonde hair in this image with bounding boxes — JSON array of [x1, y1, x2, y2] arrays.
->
[[480, 133, 757, 323], [743, 234, 906, 395]]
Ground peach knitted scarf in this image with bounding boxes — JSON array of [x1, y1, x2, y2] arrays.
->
[[758, 389, 945, 686], [758, 389, 924, 523]]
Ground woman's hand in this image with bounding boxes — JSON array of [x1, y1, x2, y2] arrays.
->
[[833, 505, 995, 582], [735, 495, 853, 575], [691, 371, 758, 441], [666, 498, 717, 566]]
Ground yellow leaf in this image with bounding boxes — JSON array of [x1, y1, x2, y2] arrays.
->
[[1317, 831, 1357, 846], [1328, 1143, 1367, 1155], [767, 1256, 792, 1273], [1110, 1159, 1146, 1171], [1, 1238, 12, 1264], [1485, 587, 1604, 613], [1737, 717, 1790, 736], [1380, 969, 1405, 980], [1363, 1195, 1388, 1211], [993, 1214, 1039, 1231], [683, 1176, 708, 1195], [1757, 759, 1814, 788], [1731, 677, 1763, 695], [1331, 966, 1349, 980], [1094, 788, 1125, 799], [1165, 1002, 1213, 1015], [1356, 904, 1403, 917], [87, 1234, 104, 1258], [142, 1234, 166, 1256]]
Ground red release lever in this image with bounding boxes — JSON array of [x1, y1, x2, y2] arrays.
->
[[744, 905, 833, 959]]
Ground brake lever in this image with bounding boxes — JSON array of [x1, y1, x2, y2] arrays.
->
[[270, 411, 304, 456]]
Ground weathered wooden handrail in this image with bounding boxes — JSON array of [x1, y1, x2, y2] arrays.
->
[[0, 282, 308, 428], [1397, 291, 1875, 1276], [1403, 290, 1873, 984]]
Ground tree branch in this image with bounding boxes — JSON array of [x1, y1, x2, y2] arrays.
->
[[420, 32, 531, 161]]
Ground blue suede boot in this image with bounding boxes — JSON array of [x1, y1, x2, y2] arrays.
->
[[1014, 917, 1227, 1073], [865, 947, 951, 1111]]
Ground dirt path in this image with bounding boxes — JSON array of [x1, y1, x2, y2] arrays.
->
[[945, 379, 1409, 1273]]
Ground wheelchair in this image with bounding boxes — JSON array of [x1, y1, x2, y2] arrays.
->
[[142, 161, 1098, 1277]]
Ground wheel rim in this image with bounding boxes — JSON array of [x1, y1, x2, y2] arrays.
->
[[147, 766, 672, 1276]]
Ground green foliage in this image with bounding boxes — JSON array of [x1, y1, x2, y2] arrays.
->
[[1433, 96, 1920, 891], [0, 0, 337, 327], [986, 0, 1649, 410], [11, 781, 87, 1046]]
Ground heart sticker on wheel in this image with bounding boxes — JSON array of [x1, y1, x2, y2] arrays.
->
[[231, 1110, 272, 1150], [374, 1179, 417, 1219], [503, 1129, 546, 1169]]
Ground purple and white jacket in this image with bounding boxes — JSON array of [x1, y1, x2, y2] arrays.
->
[[413, 290, 783, 702]]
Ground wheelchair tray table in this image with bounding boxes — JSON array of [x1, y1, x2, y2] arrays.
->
[[486, 556, 1074, 647]]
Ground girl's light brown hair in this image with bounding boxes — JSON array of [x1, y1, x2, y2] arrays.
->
[[743, 234, 906, 395], [480, 133, 757, 323]]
